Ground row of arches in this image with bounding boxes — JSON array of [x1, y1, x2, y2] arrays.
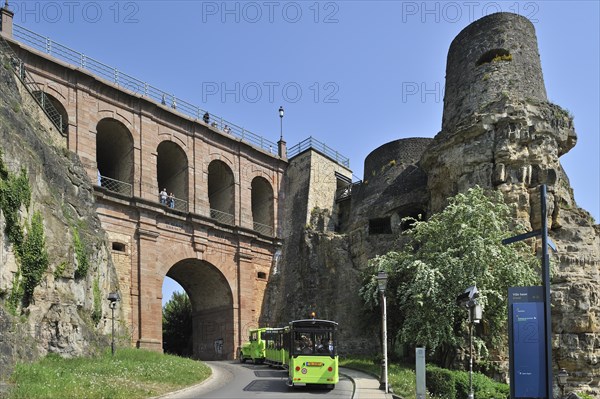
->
[[95, 117, 275, 234]]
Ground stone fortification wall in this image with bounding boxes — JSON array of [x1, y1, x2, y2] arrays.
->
[[442, 12, 547, 133], [351, 138, 431, 231], [363, 137, 431, 182], [260, 149, 372, 354], [305, 150, 352, 232]]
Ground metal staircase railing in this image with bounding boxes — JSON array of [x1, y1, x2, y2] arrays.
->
[[0, 32, 65, 135]]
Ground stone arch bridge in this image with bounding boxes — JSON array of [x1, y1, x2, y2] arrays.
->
[[1, 15, 292, 360]]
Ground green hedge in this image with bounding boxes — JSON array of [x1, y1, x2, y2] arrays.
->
[[426, 366, 456, 398], [426, 365, 509, 399]]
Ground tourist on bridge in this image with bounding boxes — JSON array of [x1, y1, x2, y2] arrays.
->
[[159, 188, 167, 205], [203, 112, 210, 124], [168, 192, 175, 209]]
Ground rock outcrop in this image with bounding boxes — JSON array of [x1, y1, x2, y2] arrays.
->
[[0, 46, 121, 379]]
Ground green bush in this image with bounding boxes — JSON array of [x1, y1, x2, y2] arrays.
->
[[426, 365, 509, 399], [454, 370, 509, 399], [427, 366, 456, 399]]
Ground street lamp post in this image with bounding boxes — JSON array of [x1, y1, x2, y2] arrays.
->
[[107, 292, 120, 356], [278, 106, 284, 140], [456, 286, 482, 399], [376, 270, 389, 394]]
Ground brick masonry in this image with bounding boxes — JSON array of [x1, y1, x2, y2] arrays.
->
[[4, 36, 285, 359]]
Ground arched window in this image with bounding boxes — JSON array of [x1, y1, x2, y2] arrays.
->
[[157, 141, 189, 212], [251, 176, 274, 236], [208, 160, 235, 225], [96, 118, 134, 196]]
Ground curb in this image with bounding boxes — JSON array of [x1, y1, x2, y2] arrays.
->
[[151, 363, 217, 399], [339, 367, 404, 399], [339, 371, 357, 399]]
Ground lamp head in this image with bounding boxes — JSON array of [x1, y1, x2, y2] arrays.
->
[[376, 270, 388, 293], [456, 285, 479, 307], [557, 368, 568, 386], [107, 292, 120, 304], [279, 106, 284, 118]]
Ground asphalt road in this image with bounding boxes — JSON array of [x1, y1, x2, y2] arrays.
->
[[159, 361, 354, 399]]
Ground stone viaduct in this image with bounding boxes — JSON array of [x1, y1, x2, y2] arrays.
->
[[1, 7, 351, 360]]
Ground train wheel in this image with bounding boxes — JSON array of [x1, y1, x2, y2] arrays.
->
[[238, 350, 246, 363]]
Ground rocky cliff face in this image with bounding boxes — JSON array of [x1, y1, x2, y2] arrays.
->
[[262, 12, 599, 395], [0, 47, 120, 380], [422, 94, 600, 392], [422, 13, 599, 392]]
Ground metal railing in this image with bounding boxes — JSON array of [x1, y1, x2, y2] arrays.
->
[[253, 221, 274, 236], [161, 196, 188, 213], [335, 184, 352, 202], [99, 175, 132, 197], [12, 24, 278, 155], [0, 33, 65, 135], [210, 208, 235, 225], [287, 136, 350, 168], [97, 178, 276, 235]]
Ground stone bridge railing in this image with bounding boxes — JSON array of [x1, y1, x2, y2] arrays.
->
[[12, 24, 277, 155]]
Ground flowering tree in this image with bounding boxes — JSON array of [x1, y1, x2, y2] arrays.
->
[[360, 186, 538, 366]]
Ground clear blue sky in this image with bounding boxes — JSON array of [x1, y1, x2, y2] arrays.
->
[[10, 1, 598, 305]]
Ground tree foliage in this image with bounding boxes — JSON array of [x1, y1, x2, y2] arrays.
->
[[162, 291, 193, 357], [359, 186, 538, 366]]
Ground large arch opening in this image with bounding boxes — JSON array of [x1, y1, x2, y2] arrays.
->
[[208, 160, 235, 224], [157, 141, 189, 211], [165, 259, 234, 360], [251, 176, 274, 236], [162, 277, 192, 357], [96, 118, 134, 195], [32, 91, 68, 136]]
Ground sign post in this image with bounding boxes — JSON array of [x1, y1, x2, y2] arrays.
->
[[416, 347, 426, 399], [503, 185, 556, 398]]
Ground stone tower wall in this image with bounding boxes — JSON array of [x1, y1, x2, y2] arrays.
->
[[442, 12, 548, 132]]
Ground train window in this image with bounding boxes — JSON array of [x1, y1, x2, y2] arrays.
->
[[294, 332, 314, 355]]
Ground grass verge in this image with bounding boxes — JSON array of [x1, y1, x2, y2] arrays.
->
[[340, 356, 511, 399], [340, 356, 416, 398], [6, 348, 211, 399]]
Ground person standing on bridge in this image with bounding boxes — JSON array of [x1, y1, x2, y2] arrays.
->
[[203, 112, 210, 124], [168, 192, 175, 209], [159, 188, 167, 205]]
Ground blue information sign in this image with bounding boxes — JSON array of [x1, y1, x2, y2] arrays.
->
[[508, 287, 547, 398]]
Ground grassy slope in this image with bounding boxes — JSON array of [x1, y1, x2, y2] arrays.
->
[[6, 348, 211, 399]]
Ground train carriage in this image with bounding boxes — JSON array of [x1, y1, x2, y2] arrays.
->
[[264, 327, 287, 367], [238, 327, 266, 364], [285, 319, 338, 389]]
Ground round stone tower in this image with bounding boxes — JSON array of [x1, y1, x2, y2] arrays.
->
[[442, 12, 547, 132]]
